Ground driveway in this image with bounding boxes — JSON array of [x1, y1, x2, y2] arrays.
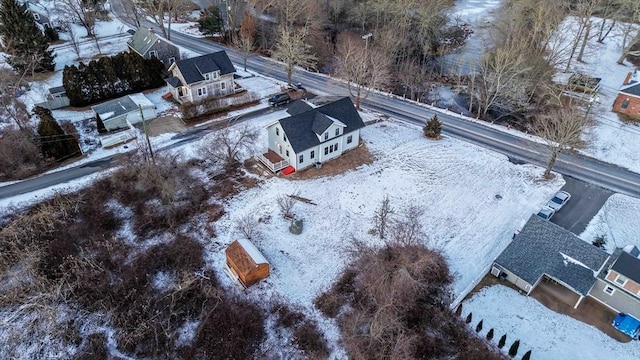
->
[[550, 176, 613, 234]]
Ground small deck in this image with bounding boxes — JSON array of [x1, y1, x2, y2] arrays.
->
[[257, 149, 289, 173]]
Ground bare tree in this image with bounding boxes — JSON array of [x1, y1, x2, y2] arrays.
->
[[277, 190, 299, 218], [0, 69, 30, 131], [335, 35, 390, 110], [372, 195, 394, 240], [119, 0, 145, 28], [235, 12, 257, 71], [397, 59, 430, 101], [198, 123, 259, 170], [141, 0, 169, 39], [64, 22, 82, 59], [535, 104, 594, 178], [59, 0, 98, 37], [235, 213, 259, 240], [390, 204, 426, 246], [271, 26, 317, 86]]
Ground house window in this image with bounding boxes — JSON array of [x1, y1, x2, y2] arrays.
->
[[205, 73, 211, 81], [299, 154, 303, 163], [283, 134, 287, 142], [335, 128, 340, 136], [621, 98, 630, 109], [329, 145, 333, 153], [276, 127, 280, 136], [615, 274, 628, 286], [335, 143, 338, 151], [310, 150, 315, 159], [324, 147, 328, 155], [324, 133, 329, 140], [347, 135, 353, 144], [221, 82, 226, 90], [604, 285, 615, 296], [168, 57, 175, 64], [278, 144, 282, 154], [197, 87, 207, 97], [286, 150, 289, 157], [33, 13, 40, 21], [149, 50, 158, 58]]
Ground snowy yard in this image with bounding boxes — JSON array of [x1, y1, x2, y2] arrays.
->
[[464, 285, 640, 360]]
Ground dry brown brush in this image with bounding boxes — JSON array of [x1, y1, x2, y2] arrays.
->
[[316, 243, 505, 359]]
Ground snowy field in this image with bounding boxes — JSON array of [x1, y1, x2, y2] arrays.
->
[[465, 285, 640, 360], [580, 194, 640, 253]]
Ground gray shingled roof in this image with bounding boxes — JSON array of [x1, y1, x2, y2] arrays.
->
[[286, 99, 314, 116], [311, 113, 334, 135], [278, 97, 365, 153], [620, 83, 640, 97], [172, 51, 235, 85], [91, 95, 140, 120], [612, 251, 640, 284], [49, 86, 66, 95], [495, 214, 609, 295], [165, 76, 183, 87], [128, 28, 161, 56]]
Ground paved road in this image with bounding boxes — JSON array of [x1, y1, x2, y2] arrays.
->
[[2, 10, 640, 201]]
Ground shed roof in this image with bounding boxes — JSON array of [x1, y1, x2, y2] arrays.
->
[[226, 239, 268, 275], [91, 94, 152, 120], [171, 51, 235, 85], [278, 97, 365, 153], [49, 86, 66, 95], [495, 215, 609, 295]]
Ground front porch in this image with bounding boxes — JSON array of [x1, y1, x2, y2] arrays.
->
[[257, 149, 289, 173]]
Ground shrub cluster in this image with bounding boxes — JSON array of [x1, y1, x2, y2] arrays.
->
[[316, 244, 506, 359], [62, 51, 165, 107], [273, 303, 329, 359]]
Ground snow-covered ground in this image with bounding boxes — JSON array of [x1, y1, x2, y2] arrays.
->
[[464, 285, 639, 360], [580, 194, 640, 253]]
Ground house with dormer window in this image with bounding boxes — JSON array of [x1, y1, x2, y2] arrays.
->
[[127, 27, 180, 68], [164, 51, 239, 104], [589, 246, 640, 319], [257, 97, 365, 173], [612, 70, 640, 121]]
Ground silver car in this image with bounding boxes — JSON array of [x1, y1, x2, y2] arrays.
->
[[537, 207, 555, 221], [547, 191, 571, 211]]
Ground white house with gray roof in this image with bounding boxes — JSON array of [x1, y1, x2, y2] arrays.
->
[[127, 27, 180, 68], [590, 246, 640, 319], [164, 51, 238, 104], [91, 93, 156, 131], [258, 97, 365, 172]]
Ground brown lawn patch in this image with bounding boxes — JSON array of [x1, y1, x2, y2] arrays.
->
[[288, 142, 374, 180]]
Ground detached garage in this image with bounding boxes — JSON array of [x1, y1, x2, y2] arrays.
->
[[91, 93, 157, 131], [225, 239, 270, 288]]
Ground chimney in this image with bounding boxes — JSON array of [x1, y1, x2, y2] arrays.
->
[[623, 72, 633, 85]]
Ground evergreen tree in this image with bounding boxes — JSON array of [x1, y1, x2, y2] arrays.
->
[[423, 114, 442, 139], [198, 6, 224, 35], [465, 312, 472, 324], [486, 328, 494, 340], [508, 339, 520, 357], [521, 350, 532, 360], [455, 304, 462, 317], [475, 319, 483, 333], [44, 26, 59, 42], [35, 106, 80, 161], [498, 334, 507, 349], [0, 0, 55, 74]]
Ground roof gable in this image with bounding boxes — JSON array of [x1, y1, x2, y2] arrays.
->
[[278, 97, 365, 153], [173, 51, 235, 85], [286, 99, 314, 116], [620, 82, 640, 97], [128, 27, 162, 56], [611, 251, 640, 284], [495, 215, 609, 295]]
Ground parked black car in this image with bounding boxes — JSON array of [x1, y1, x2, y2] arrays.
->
[[268, 93, 291, 107]]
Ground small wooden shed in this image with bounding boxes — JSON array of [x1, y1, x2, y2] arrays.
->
[[225, 239, 270, 287]]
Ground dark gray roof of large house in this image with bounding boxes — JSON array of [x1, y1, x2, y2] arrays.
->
[[495, 214, 609, 295], [278, 97, 365, 153], [311, 113, 334, 135], [172, 51, 235, 85], [611, 250, 640, 284], [128, 27, 164, 56], [286, 100, 314, 116]]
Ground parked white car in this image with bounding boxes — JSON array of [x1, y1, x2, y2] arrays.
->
[[537, 207, 555, 221], [547, 191, 571, 211]]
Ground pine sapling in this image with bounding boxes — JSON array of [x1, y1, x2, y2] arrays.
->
[[498, 334, 507, 349], [465, 312, 473, 324], [521, 350, 532, 360], [475, 319, 483, 333], [486, 328, 494, 340], [455, 304, 463, 317], [509, 340, 520, 357]]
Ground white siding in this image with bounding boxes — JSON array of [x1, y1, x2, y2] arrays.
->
[[341, 129, 360, 152]]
